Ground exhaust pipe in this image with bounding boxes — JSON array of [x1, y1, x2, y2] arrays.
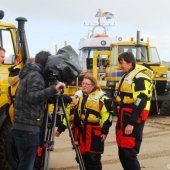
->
[[0, 10, 4, 20], [16, 17, 30, 63], [136, 30, 140, 44]]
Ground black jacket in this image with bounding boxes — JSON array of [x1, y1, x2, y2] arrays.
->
[[14, 63, 56, 132]]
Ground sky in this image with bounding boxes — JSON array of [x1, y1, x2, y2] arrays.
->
[[1, 0, 170, 61]]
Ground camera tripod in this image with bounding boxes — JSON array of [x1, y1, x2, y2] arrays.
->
[[40, 91, 85, 170]]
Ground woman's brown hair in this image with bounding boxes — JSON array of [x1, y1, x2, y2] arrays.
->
[[83, 73, 100, 90]]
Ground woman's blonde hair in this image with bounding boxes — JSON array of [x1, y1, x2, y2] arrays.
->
[[83, 73, 100, 90]]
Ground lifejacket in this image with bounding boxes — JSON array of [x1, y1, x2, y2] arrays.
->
[[116, 64, 153, 120], [69, 89, 105, 124], [116, 64, 153, 105], [69, 89, 106, 154]]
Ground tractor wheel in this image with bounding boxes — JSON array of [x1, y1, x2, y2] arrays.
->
[[160, 101, 170, 115], [0, 117, 18, 170]]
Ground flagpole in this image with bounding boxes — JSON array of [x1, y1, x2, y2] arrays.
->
[[84, 9, 115, 37], [98, 9, 101, 26]]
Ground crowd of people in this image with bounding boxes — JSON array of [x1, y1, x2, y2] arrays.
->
[[1, 47, 153, 170]]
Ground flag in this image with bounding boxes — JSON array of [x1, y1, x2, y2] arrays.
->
[[104, 12, 114, 19], [95, 10, 105, 17]]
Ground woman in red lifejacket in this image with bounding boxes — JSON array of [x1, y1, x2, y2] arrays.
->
[[55, 73, 113, 170]]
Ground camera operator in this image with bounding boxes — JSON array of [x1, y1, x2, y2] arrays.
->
[[12, 51, 65, 170]]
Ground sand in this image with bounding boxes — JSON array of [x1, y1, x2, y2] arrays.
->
[[48, 116, 170, 170]]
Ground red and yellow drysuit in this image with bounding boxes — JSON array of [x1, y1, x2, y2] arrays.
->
[[115, 64, 153, 170], [63, 89, 113, 170]]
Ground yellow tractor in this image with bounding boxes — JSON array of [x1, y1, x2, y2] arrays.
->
[[0, 10, 30, 169]]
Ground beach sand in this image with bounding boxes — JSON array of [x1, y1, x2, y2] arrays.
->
[[49, 116, 170, 170]]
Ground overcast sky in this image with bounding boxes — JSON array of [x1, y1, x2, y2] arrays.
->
[[1, 0, 170, 61]]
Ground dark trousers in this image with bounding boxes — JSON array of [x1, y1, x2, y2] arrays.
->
[[12, 129, 40, 170], [118, 147, 141, 170], [81, 153, 102, 170]]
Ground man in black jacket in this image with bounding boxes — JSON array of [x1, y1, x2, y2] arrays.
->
[[12, 51, 65, 170]]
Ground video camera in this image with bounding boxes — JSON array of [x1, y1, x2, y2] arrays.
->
[[44, 45, 81, 86], [44, 45, 81, 105]]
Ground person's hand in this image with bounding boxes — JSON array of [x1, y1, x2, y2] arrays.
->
[[125, 124, 134, 135], [55, 82, 65, 92], [100, 134, 107, 142], [55, 130, 61, 137]]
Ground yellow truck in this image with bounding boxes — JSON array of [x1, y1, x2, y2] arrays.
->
[[0, 10, 30, 169]]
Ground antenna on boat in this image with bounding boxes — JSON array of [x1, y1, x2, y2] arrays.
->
[[97, 9, 103, 26], [84, 9, 115, 38]]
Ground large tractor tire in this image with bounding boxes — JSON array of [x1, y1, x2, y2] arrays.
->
[[0, 116, 18, 170], [160, 100, 170, 115]]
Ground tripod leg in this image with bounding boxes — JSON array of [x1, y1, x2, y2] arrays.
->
[[42, 104, 51, 170], [35, 102, 50, 170], [43, 96, 59, 170], [60, 95, 85, 170]]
